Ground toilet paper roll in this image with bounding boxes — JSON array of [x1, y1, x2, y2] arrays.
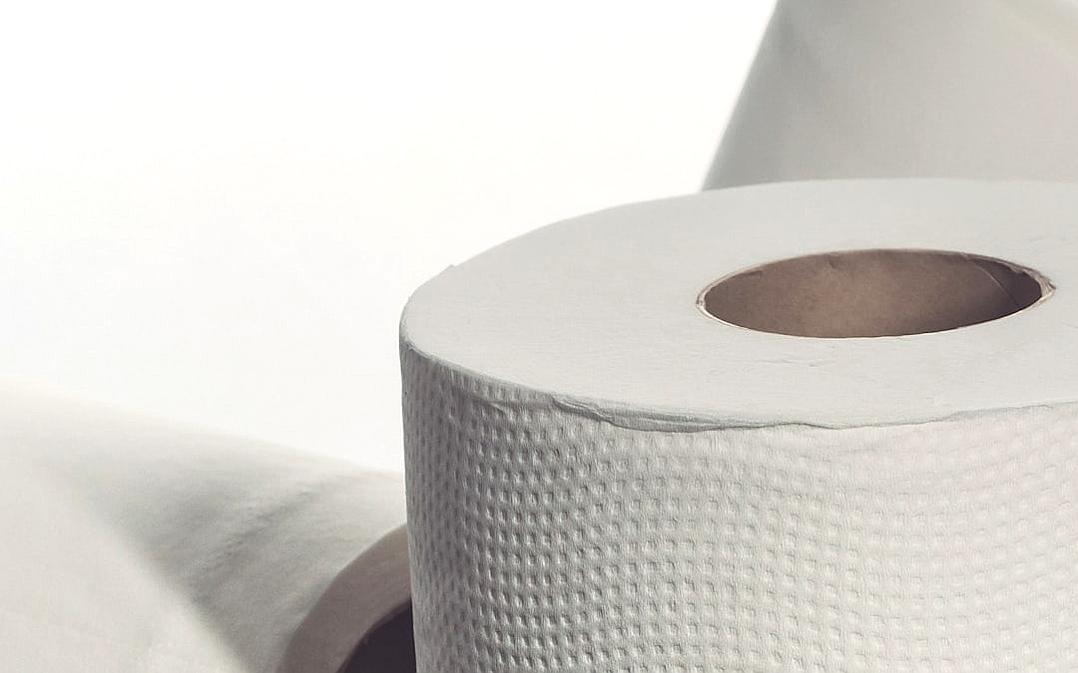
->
[[706, 0, 1078, 188], [0, 386, 413, 673], [401, 179, 1078, 672]]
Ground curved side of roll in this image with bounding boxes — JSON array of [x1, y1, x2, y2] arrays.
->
[[705, 0, 1078, 188], [401, 340, 1078, 673], [0, 385, 411, 673]]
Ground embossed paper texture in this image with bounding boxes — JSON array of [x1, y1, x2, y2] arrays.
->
[[401, 181, 1078, 673]]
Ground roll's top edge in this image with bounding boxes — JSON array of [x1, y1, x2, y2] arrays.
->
[[401, 180, 1078, 429]]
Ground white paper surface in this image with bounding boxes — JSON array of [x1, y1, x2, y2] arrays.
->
[[0, 386, 410, 673], [706, 0, 1078, 188], [401, 180, 1078, 672]]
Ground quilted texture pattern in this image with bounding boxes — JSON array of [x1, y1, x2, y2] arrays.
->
[[403, 347, 1078, 673]]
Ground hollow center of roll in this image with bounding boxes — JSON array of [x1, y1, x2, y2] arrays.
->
[[342, 606, 416, 673], [699, 249, 1050, 338]]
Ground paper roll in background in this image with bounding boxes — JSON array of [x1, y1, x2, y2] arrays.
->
[[402, 180, 1078, 672], [0, 387, 413, 673], [706, 0, 1078, 188]]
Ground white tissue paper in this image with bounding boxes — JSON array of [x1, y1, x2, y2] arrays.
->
[[706, 0, 1078, 188], [401, 180, 1078, 672], [0, 386, 411, 673]]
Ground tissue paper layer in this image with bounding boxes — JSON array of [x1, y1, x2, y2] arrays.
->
[[401, 180, 1078, 672], [706, 0, 1078, 188], [0, 387, 411, 673]]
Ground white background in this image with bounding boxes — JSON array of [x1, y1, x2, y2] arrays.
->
[[0, 1, 772, 470]]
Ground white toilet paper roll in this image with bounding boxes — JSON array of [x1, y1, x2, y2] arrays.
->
[[706, 0, 1078, 188], [401, 180, 1078, 672], [0, 386, 412, 673]]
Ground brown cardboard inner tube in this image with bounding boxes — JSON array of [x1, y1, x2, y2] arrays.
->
[[279, 525, 414, 673], [699, 249, 1051, 338], [341, 606, 415, 673]]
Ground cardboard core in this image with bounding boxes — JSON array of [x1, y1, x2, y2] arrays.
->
[[341, 606, 415, 673], [700, 249, 1049, 337]]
